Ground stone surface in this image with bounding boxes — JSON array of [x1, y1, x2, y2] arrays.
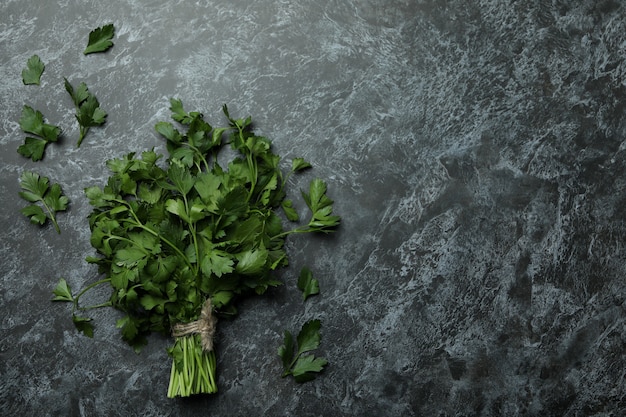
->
[[2, 0, 626, 416]]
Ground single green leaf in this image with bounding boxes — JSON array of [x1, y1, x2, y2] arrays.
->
[[165, 198, 189, 222], [278, 330, 294, 369], [115, 247, 147, 268], [167, 162, 195, 196], [22, 55, 45, 85], [140, 294, 166, 311], [17, 137, 46, 161], [116, 315, 139, 342], [64, 78, 90, 107], [155, 121, 182, 143], [44, 183, 70, 212], [211, 291, 235, 309], [296, 319, 322, 355], [201, 251, 234, 278], [18, 171, 49, 201], [73, 315, 94, 338], [21, 205, 47, 225], [291, 157, 312, 172], [19, 105, 44, 136], [84, 23, 115, 55], [52, 278, 73, 302], [297, 266, 319, 301], [292, 354, 328, 382], [303, 179, 329, 213], [77, 95, 107, 127], [169, 98, 189, 124], [235, 248, 268, 276], [281, 199, 299, 222]]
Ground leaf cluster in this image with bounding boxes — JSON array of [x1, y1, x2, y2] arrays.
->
[[64, 78, 107, 147], [17, 105, 61, 161], [65, 100, 339, 351], [18, 171, 69, 234], [278, 319, 328, 382]]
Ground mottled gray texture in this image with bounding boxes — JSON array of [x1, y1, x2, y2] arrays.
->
[[2, 0, 626, 416]]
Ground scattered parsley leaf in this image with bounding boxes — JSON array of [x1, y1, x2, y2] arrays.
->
[[22, 55, 45, 85], [17, 105, 61, 161], [18, 171, 69, 233], [297, 266, 319, 301], [278, 319, 328, 382], [84, 23, 115, 55], [64, 78, 107, 147]]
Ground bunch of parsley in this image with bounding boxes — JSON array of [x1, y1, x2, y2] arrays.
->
[[54, 99, 339, 396]]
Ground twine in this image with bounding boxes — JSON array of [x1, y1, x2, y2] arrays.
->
[[171, 299, 217, 352]]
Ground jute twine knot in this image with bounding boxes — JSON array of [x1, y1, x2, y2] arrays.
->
[[171, 299, 217, 352]]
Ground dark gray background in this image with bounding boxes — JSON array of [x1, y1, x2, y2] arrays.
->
[[2, 0, 626, 416]]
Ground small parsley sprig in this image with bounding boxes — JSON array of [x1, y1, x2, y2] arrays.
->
[[18, 171, 69, 234], [17, 105, 62, 161], [64, 78, 107, 147], [278, 319, 328, 382]]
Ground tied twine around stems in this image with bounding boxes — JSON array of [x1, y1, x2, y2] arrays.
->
[[171, 299, 217, 351]]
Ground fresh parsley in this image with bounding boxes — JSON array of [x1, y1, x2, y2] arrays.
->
[[22, 55, 45, 85], [17, 105, 61, 161], [18, 171, 69, 234], [83, 23, 115, 55], [55, 100, 340, 396], [278, 319, 328, 382], [297, 266, 320, 301], [64, 78, 107, 147]]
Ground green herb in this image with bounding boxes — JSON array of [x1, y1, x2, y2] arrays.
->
[[297, 266, 319, 301], [278, 319, 328, 382], [19, 171, 69, 234], [17, 105, 61, 161], [52, 277, 111, 337], [84, 23, 115, 55], [56, 100, 339, 396], [22, 55, 45, 85], [64, 78, 107, 147]]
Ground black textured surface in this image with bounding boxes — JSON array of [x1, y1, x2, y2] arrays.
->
[[2, 1, 626, 416]]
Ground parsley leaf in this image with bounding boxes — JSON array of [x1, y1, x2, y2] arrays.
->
[[18, 171, 69, 234], [84, 23, 115, 55], [64, 78, 107, 147], [301, 179, 341, 233], [297, 266, 319, 301], [17, 105, 61, 161], [52, 278, 74, 302], [22, 55, 45, 85], [291, 157, 312, 172], [278, 319, 328, 382]]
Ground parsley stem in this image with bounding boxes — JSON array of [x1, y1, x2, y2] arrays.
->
[[77, 127, 87, 147], [38, 197, 61, 234], [182, 194, 200, 276], [73, 278, 111, 311]]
